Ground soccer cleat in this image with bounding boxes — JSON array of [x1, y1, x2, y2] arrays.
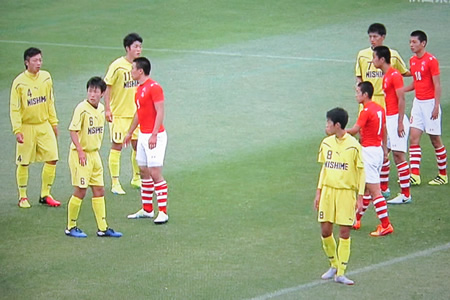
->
[[334, 275, 354, 285], [111, 183, 126, 195], [352, 219, 361, 230], [381, 188, 390, 199], [130, 177, 141, 189], [97, 228, 123, 238], [410, 174, 421, 186], [18, 197, 31, 208], [127, 208, 154, 219], [321, 267, 337, 280], [65, 227, 87, 238], [428, 174, 448, 186], [370, 223, 394, 237], [387, 194, 412, 204], [154, 211, 169, 224], [39, 195, 61, 207]]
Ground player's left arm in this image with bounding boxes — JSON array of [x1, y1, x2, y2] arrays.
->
[[346, 123, 361, 136], [395, 87, 406, 137], [47, 78, 59, 137], [431, 74, 441, 120], [149, 101, 165, 149]]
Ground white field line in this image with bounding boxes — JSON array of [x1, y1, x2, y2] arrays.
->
[[248, 242, 450, 300], [2, 39, 449, 68]]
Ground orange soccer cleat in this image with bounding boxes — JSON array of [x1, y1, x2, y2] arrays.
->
[[39, 195, 61, 207], [370, 223, 394, 237]]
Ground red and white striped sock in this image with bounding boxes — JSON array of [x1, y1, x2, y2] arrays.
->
[[435, 146, 447, 176], [380, 159, 390, 192], [141, 179, 154, 212], [155, 180, 168, 214], [356, 195, 371, 221], [397, 161, 410, 197], [373, 195, 390, 228], [409, 145, 422, 176]]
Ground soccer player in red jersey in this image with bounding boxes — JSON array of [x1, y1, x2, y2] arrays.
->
[[347, 81, 393, 236], [404, 30, 447, 186], [123, 57, 169, 224], [372, 46, 412, 205]]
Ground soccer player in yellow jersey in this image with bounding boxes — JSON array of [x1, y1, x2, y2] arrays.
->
[[10, 47, 61, 208], [104, 33, 143, 194], [355, 23, 409, 199], [65, 77, 122, 238], [314, 107, 364, 285], [355, 23, 410, 109]]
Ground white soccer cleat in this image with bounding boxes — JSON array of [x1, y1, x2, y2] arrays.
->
[[127, 208, 154, 219], [321, 267, 337, 280], [387, 194, 412, 204], [334, 275, 354, 285], [154, 211, 169, 224]]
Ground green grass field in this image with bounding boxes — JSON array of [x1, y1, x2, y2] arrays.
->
[[1, 1, 449, 299]]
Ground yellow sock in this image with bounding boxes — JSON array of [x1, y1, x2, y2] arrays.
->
[[41, 163, 56, 197], [92, 196, 108, 231], [337, 237, 351, 276], [17, 165, 29, 199], [109, 149, 121, 185], [131, 149, 140, 180], [321, 234, 338, 269], [67, 195, 82, 229]]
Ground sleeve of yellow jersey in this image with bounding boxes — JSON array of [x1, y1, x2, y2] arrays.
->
[[10, 80, 22, 135], [69, 103, 83, 132], [104, 61, 117, 86], [47, 76, 58, 126], [355, 51, 362, 77], [392, 50, 409, 75]]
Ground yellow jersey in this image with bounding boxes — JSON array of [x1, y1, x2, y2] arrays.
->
[[69, 100, 105, 152], [10, 70, 58, 134], [317, 133, 365, 195], [355, 47, 408, 97], [104, 56, 139, 117]]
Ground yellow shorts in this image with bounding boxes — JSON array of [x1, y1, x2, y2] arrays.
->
[[109, 117, 139, 143], [16, 122, 58, 165], [318, 186, 356, 226], [358, 95, 385, 113], [69, 149, 104, 188]]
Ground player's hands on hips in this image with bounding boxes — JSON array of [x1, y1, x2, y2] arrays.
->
[[149, 134, 157, 149], [105, 109, 113, 122], [431, 106, 439, 120], [16, 132, 24, 144]]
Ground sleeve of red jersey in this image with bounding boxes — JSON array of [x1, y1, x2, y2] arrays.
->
[[429, 56, 440, 76], [356, 109, 368, 128], [151, 84, 165, 102], [393, 72, 404, 90]]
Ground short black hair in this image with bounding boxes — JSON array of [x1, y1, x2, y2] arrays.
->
[[133, 57, 151, 76], [411, 30, 427, 44], [326, 107, 349, 129], [358, 81, 374, 99], [23, 47, 42, 69], [123, 33, 143, 49], [373, 45, 391, 65], [86, 76, 107, 93], [368, 23, 386, 36]]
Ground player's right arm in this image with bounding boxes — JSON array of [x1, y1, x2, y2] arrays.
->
[[104, 85, 113, 122], [70, 130, 86, 166], [123, 112, 139, 146], [10, 80, 24, 143]]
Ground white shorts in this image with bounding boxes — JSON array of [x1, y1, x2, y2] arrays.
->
[[136, 131, 167, 167], [362, 146, 383, 184], [410, 98, 442, 135], [386, 114, 409, 153]]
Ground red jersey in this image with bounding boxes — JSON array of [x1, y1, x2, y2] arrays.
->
[[135, 78, 165, 134], [383, 67, 403, 116], [410, 52, 440, 100], [356, 101, 385, 147]]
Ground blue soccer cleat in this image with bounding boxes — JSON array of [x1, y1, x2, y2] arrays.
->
[[97, 228, 123, 238], [65, 227, 87, 238]]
